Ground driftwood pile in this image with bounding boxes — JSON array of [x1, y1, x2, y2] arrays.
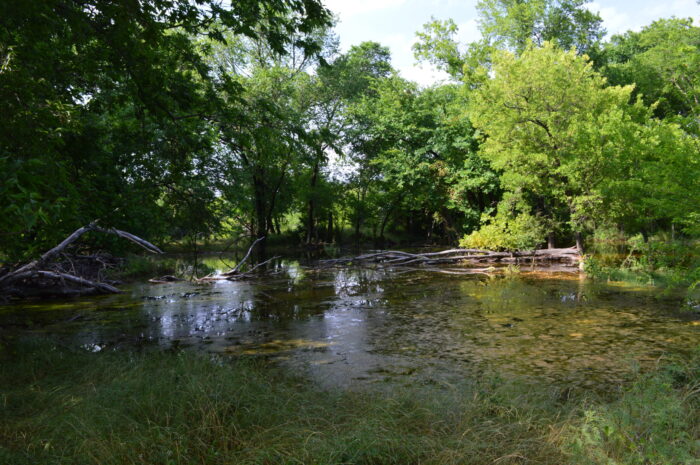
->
[[199, 243, 582, 280], [318, 247, 581, 275], [0, 223, 163, 298]]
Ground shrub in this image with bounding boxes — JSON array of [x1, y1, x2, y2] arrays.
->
[[460, 211, 545, 251]]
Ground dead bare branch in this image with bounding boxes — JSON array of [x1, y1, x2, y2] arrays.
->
[[221, 236, 265, 276], [0, 222, 163, 298]]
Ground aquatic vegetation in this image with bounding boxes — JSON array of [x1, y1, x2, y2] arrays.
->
[[583, 236, 700, 292]]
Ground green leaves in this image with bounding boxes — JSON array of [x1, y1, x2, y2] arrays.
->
[[468, 42, 699, 245], [460, 209, 545, 251], [476, 0, 604, 55], [602, 18, 700, 133], [0, 0, 331, 260]]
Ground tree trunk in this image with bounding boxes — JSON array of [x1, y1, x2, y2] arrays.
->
[[306, 161, 319, 244], [548, 233, 555, 249], [327, 210, 334, 242], [274, 217, 281, 235], [379, 200, 397, 241], [354, 188, 365, 242], [252, 172, 267, 239], [265, 168, 287, 239], [575, 232, 584, 253]]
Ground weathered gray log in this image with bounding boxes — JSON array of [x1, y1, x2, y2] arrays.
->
[[196, 237, 271, 283], [319, 246, 580, 269], [93, 226, 163, 254], [33, 271, 121, 293]]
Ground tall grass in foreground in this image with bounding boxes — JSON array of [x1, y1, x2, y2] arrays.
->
[[0, 341, 698, 465]]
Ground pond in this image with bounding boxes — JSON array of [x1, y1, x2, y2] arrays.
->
[[1, 254, 699, 391]]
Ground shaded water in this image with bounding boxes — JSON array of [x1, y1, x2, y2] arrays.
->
[[1, 255, 699, 390]]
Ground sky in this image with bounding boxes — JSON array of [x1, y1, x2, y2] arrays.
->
[[322, 0, 700, 86]]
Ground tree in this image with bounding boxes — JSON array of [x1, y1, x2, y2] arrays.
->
[[345, 75, 499, 243], [476, 0, 604, 55], [0, 0, 331, 260], [295, 42, 392, 244], [468, 42, 696, 247], [602, 18, 700, 133], [207, 20, 338, 240], [414, 0, 603, 89]]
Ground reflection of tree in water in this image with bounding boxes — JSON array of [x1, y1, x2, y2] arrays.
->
[[1, 266, 697, 391]]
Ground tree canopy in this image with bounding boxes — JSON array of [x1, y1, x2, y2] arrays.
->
[[0, 0, 698, 261]]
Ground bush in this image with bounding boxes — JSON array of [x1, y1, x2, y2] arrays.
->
[[460, 211, 545, 251]]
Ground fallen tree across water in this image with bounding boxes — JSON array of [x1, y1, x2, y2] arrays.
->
[[318, 247, 581, 275], [0, 223, 163, 298], [198, 245, 582, 281]]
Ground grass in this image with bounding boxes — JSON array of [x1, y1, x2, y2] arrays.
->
[[564, 363, 700, 464], [583, 235, 700, 294], [1, 340, 698, 465]]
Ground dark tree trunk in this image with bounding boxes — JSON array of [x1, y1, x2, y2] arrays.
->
[[379, 199, 398, 241], [306, 161, 319, 244], [274, 217, 281, 236], [641, 228, 649, 242], [327, 210, 334, 242], [265, 169, 287, 239], [575, 232, 584, 253], [253, 173, 267, 239], [547, 233, 555, 249], [354, 188, 365, 242]]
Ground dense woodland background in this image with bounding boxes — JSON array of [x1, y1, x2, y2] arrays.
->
[[2, 4, 700, 463], [2, 0, 699, 271]]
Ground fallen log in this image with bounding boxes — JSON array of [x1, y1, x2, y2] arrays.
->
[[148, 275, 183, 284], [0, 222, 163, 298], [319, 246, 580, 269]]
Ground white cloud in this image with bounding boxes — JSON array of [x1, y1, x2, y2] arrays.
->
[[399, 63, 450, 86], [585, 2, 631, 36], [323, 0, 408, 18], [373, 33, 448, 86], [456, 18, 480, 44], [586, 0, 700, 37]]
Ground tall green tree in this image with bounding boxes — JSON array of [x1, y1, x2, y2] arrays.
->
[[346, 76, 499, 242], [414, 0, 603, 85], [468, 42, 697, 247], [207, 21, 337, 239], [0, 0, 330, 259], [602, 18, 700, 133], [476, 0, 604, 54]]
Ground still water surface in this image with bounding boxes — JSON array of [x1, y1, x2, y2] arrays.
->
[[2, 255, 699, 390]]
